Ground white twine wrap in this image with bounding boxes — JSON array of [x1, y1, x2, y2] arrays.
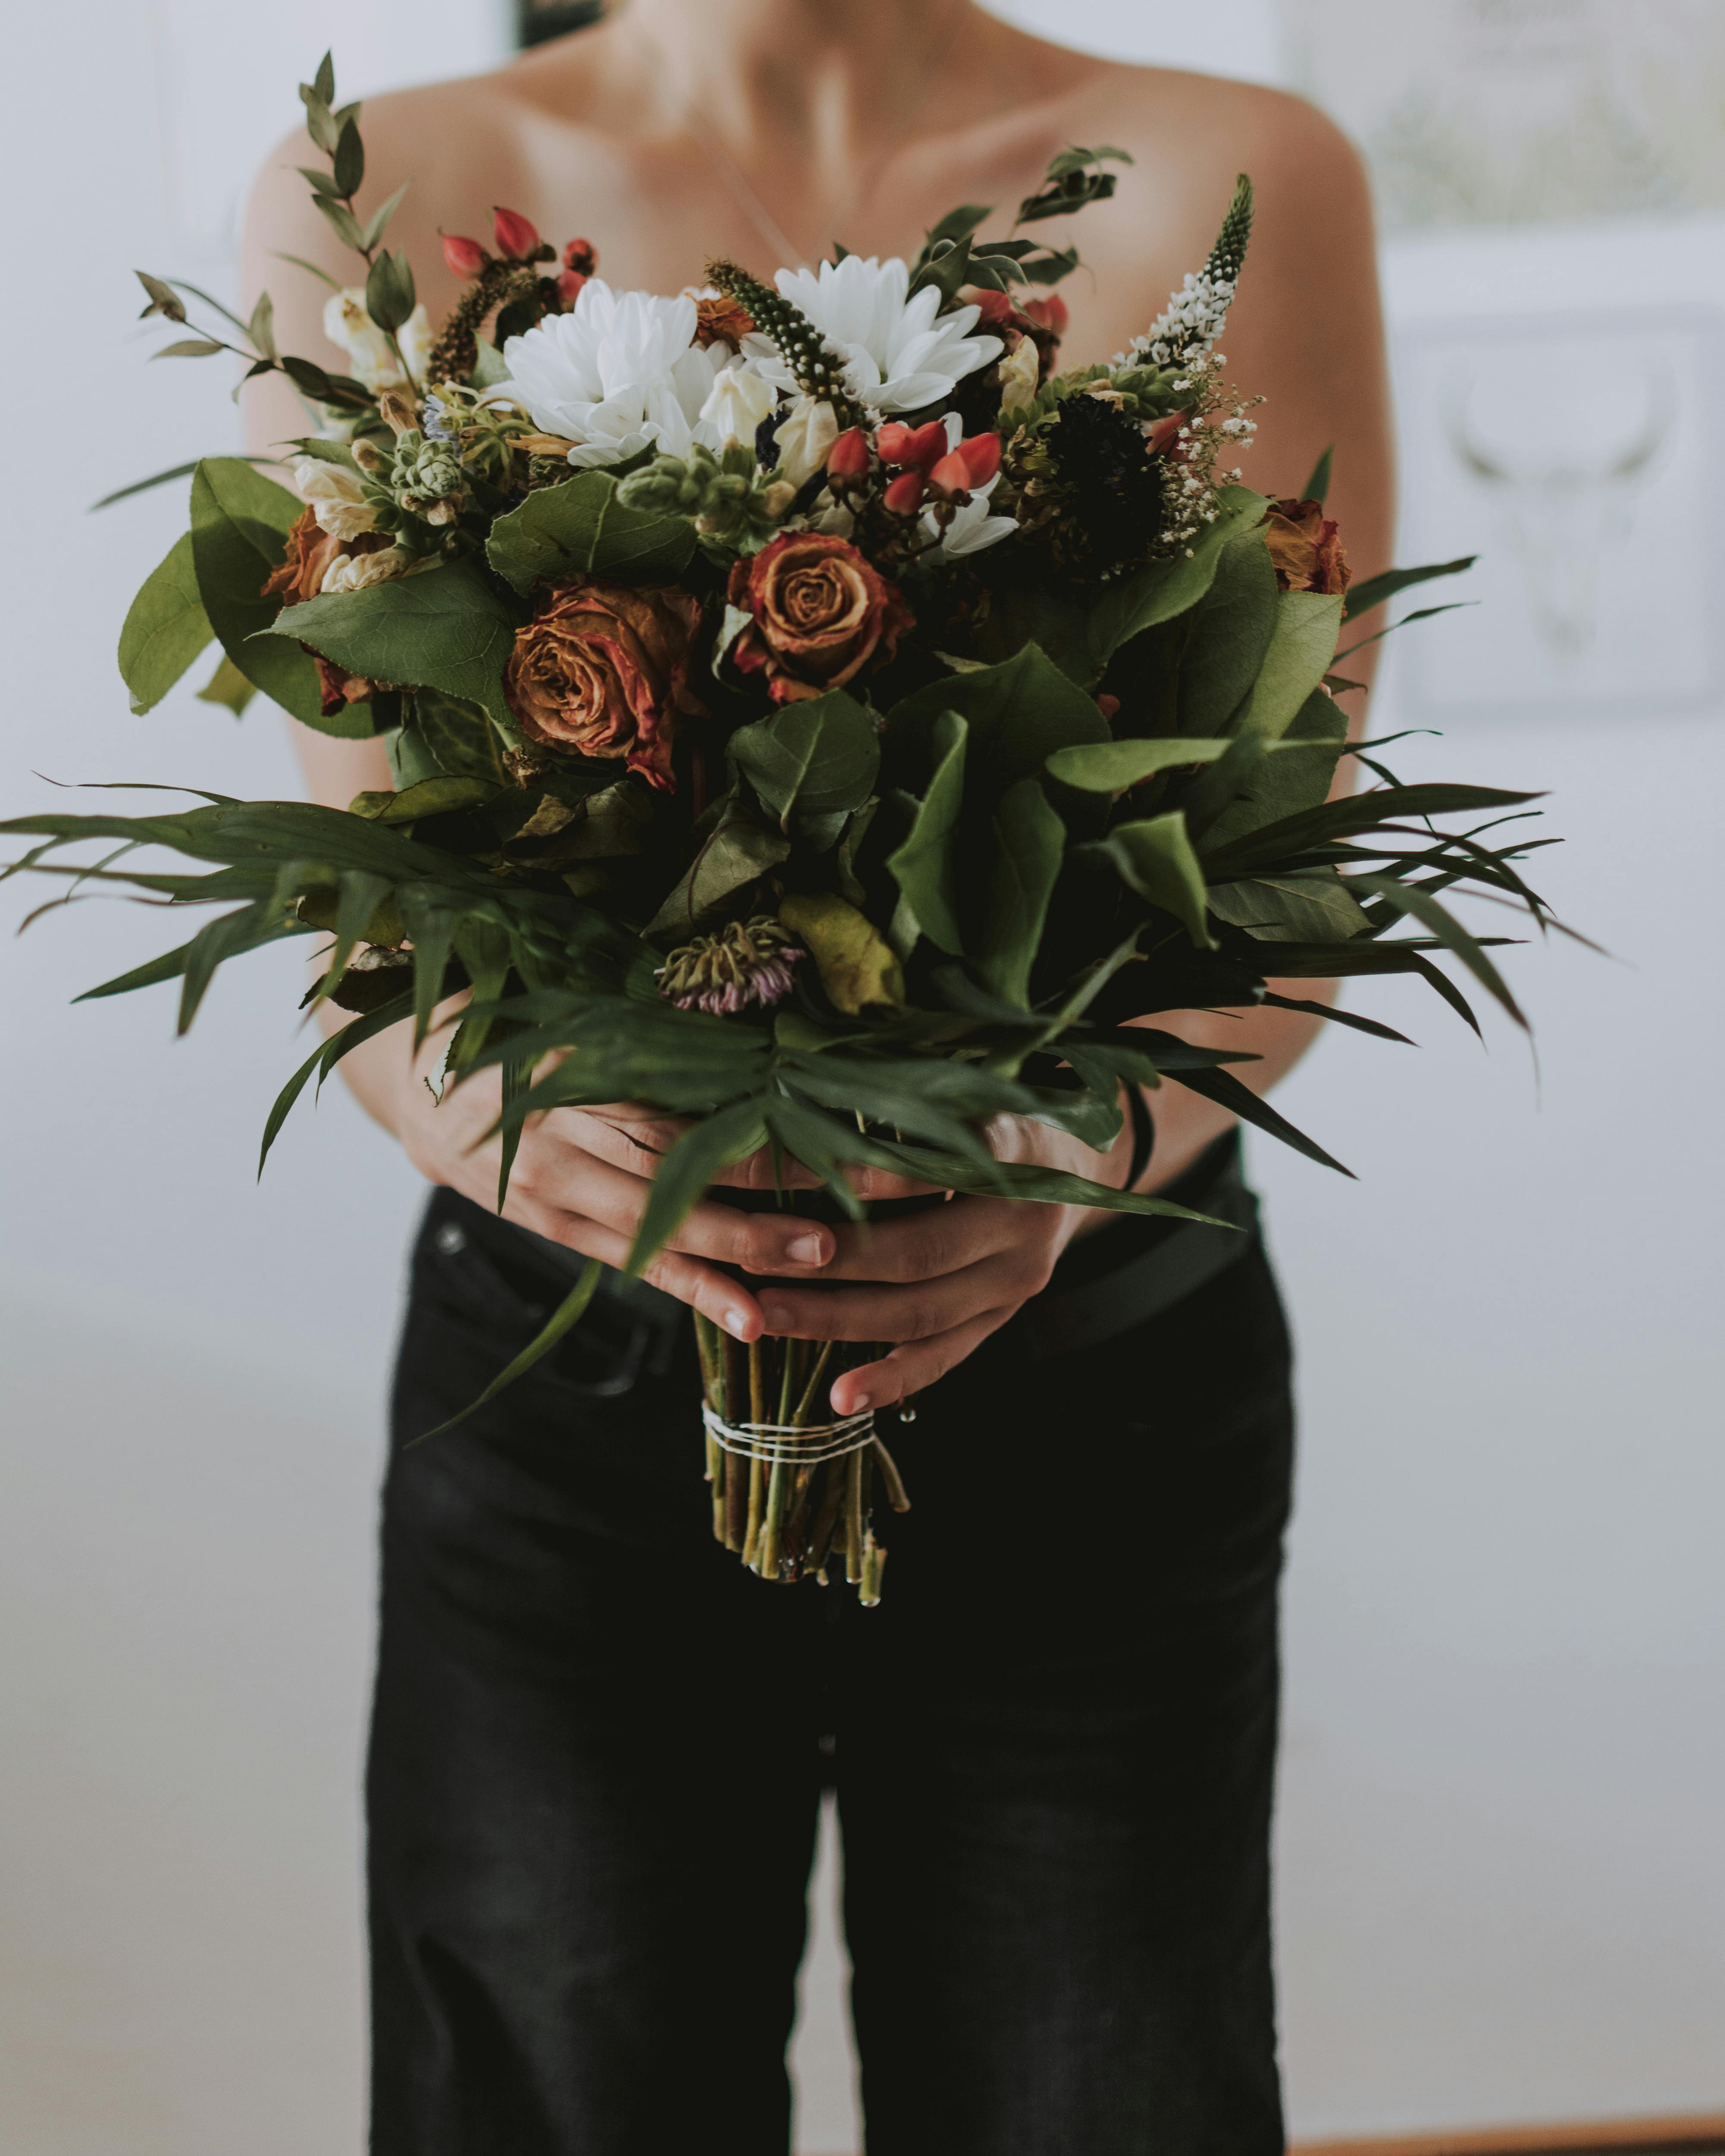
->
[[702, 1404, 876, 1466]]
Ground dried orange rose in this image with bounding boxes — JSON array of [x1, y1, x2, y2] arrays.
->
[[694, 294, 755, 351], [260, 506, 395, 714], [727, 533, 912, 705], [1264, 497, 1351, 596], [502, 577, 703, 792]]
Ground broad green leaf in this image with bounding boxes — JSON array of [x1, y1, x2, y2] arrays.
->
[[884, 708, 966, 951], [195, 652, 256, 715], [1200, 685, 1347, 850], [977, 779, 1065, 1007], [1235, 591, 1345, 741], [886, 644, 1108, 802], [1091, 811, 1215, 949], [1206, 868, 1372, 943], [118, 531, 213, 713], [365, 774, 500, 824], [486, 469, 697, 593], [778, 890, 904, 1012], [190, 457, 326, 727], [1088, 486, 1269, 658], [1175, 528, 1280, 735], [626, 1099, 770, 1276], [1048, 735, 1272, 792], [645, 814, 790, 940], [401, 687, 508, 783], [261, 559, 520, 728], [730, 690, 879, 830]]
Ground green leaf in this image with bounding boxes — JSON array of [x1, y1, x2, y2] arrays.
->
[[310, 51, 335, 106], [134, 270, 186, 323], [90, 452, 282, 512], [313, 194, 366, 253], [1201, 782, 1542, 878], [247, 291, 277, 360], [367, 774, 501, 824], [257, 987, 412, 1175], [118, 532, 213, 713], [1091, 812, 1215, 949], [859, 1135, 1234, 1223], [1089, 487, 1270, 658], [1047, 735, 1271, 792], [885, 708, 967, 953], [332, 116, 364, 199], [645, 813, 790, 940], [362, 182, 411, 253], [1206, 868, 1372, 943], [152, 338, 226, 360], [470, 336, 509, 390], [1343, 555, 1476, 622], [626, 1100, 770, 1276], [1236, 592, 1345, 741], [1301, 445, 1333, 504], [1160, 1060, 1355, 1176], [886, 644, 1108, 804], [1348, 871, 1528, 1030], [413, 1259, 606, 1443], [273, 249, 341, 290], [1200, 686, 1347, 851], [486, 470, 697, 593], [402, 687, 508, 783], [365, 249, 415, 336], [190, 457, 326, 726], [195, 652, 256, 716], [977, 779, 1065, 1007], [260, 559, 520, 728], [729, 690, 879, 831], [778, 890, 904, 1013], [1176, 528, 1281, 734]]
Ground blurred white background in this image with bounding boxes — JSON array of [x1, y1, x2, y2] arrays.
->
[[1, 3, 1721, 2152]]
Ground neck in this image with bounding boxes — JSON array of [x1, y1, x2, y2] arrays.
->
[[616, 0, 981, 167]]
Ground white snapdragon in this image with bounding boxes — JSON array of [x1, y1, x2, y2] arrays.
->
[[322, 289, 432, 394], [699, 364, 777, 449], [1124, 270, 1237, 373], [291, 455, 380, 541], [319, 544, 415, 595], [773, 396, 840, 489]]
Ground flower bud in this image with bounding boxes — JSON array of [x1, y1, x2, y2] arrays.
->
[[441, 233, 486, 279], [826, 427, 870, 481], [882, 470, 928, 516], [927, 451, 973, 500], [557, 270, 588, 307], [492, 206, 540, 259], [564, 237, 597, 276], [876, 420, 947, 471], [954, 432, 1001, 488]]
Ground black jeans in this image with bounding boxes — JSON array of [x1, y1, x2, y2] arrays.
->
[[370, 1173, 1295, 2156]]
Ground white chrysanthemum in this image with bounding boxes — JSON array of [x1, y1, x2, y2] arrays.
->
[[291, 455, 380, 541], [322, 289, 432, 395], [919, 414, 1016, 561], [497, 280, 734, 468], [745, 256, 1000, 415]]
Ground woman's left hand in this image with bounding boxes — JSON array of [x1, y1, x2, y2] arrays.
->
[[756, 1112, 1132, 1416]]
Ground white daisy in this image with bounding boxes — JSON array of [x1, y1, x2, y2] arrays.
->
[[497, 280, 735, 468], [746, 256, 1001, 415], [919, 414, 1016, 561]]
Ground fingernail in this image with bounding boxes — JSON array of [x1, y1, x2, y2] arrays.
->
[[758, 1297, 790, 1333], [787, 1232, 825, 1266], [722, 1308, 750, 1339], [847, 1389, 872, 1413]]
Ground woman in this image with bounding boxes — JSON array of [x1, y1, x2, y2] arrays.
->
[[244, 5, 1391, 2149]]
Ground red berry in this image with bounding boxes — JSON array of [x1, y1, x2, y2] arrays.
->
[[492, 206, 540, 259], [441, 233, 486, 279], [826, 427, 870, 480], [882, 470, 928, 515]]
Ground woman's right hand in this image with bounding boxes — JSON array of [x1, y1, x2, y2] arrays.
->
[[387, 1022, 835, 1344]]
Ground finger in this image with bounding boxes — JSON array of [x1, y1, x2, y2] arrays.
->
[[828, 1309, 1017, 1416], [812, 1197, 1021, 1283], [508, 1192, 765, 1342], [755, 1251, 1037, 1346], [566, 1111, 825, 1193], [522, 1144, 838, 1274]]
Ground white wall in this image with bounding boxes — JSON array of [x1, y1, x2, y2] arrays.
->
[[2, 5, 1720, 2153]]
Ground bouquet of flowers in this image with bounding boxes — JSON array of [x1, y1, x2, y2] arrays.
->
[[5, 57, 1562, 1604]]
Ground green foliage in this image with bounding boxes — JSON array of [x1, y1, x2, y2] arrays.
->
[[1236, 592, 1346, 740], [886, 710, 968, 953], [118, 532, 212, 713], [1175, 531, 1280, 734], [729, 692, 879, 835], [189, 458, 327, 727], [1088, 812, 1216, 949], [978, 780, 1066, 1007], [1089, 488, 1270, 659], [486, 469, 698, 593], [262, 560, 520, 728]]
